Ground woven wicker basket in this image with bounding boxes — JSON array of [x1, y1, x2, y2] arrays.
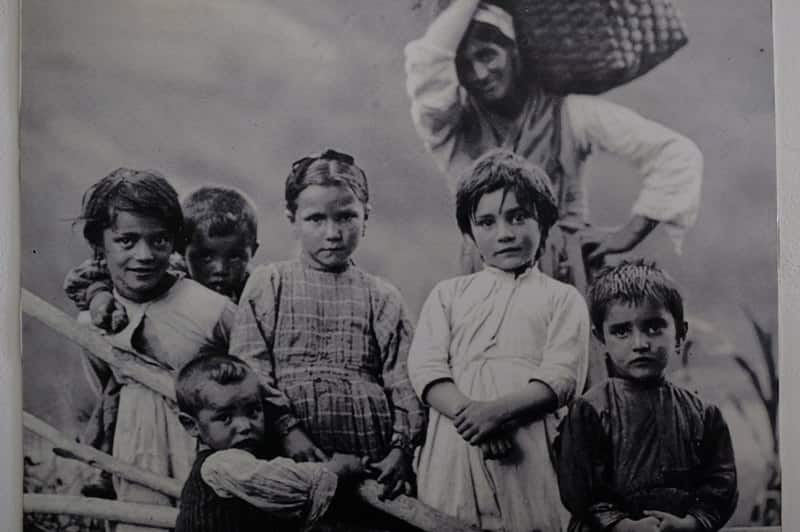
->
[[433, 0, 688, 94]]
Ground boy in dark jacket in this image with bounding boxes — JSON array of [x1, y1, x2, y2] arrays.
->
[[557, 260, 737, 532]]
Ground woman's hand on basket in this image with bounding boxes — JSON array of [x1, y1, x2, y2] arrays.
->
[[281, 427, 329, 462], [453, 400, 504, 444], [368, 447, 414, 500]]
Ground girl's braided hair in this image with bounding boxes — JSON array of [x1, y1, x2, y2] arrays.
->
[[284, 149, 369, 217]]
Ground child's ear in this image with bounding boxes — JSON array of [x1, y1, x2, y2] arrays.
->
[[285, 209, 295, 224], [676, 320, 689, 346], [178, 412, 201, 439]]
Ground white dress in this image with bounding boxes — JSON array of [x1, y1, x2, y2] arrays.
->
[[408, 265, 589, 532], [80, 276, 235, 532]]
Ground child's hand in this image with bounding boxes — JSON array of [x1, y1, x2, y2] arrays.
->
[[368, 448, 414, 500], [326, 453, 368, 480], [89, 291, 129, 333], [643, 511, 700, 532], [454, 400, 504, 444], [63, 258, 110, 310], [479, 434, 513, 460], [281, 427, 328, 462], [611, 517, 661, 532]]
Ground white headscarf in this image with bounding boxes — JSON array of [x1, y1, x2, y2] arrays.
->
[[472, 3, 515, 42]]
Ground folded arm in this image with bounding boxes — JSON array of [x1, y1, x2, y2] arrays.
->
[[201, 449, 338, 527]]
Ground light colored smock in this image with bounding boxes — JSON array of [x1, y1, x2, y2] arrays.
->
[[408, 265, 590, 532], [80, 276, 235, 532]]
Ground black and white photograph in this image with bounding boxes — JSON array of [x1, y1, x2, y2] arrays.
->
[[18, 1, 778, 531]]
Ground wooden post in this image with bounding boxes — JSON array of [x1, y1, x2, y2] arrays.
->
[[22, 288, 481, 532], [23, 412, 182, 499], [24, 494, 178, 528]]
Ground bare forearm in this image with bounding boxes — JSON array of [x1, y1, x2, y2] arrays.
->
[[423, 379, 470, 419], [619, 215, 658, 251], [424, 0, 481, 52], [492, 381, 558, 425]]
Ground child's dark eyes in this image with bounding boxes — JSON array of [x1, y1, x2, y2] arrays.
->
[[115, 237, 135, 249], [609, 324, 632, 338], [336, 213, 357, 223], [152, 236, 172, 249], [643, 321, 667, 336], [213, 414, 231, 424], [475, 49, 497, 63], [508, 212, 530, 225], [474, 218, 494, 228], [608, 321, 667, 338]]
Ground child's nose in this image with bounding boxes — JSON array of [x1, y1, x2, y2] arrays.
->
[[133, 241, 154, 261], [496, 221, 514, 241], [473, 61, 490, 81], [209, 258, 225, 274], [632, 331, 650, 351], [324, 221, 343, 240]]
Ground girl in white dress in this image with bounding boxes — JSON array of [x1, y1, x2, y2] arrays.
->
[[408, 150, 590, 532]]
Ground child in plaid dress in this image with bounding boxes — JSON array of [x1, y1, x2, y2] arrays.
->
[[229, 149, 426, 528]]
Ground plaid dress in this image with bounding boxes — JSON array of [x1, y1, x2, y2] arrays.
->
[[230, 259, 425, 462]]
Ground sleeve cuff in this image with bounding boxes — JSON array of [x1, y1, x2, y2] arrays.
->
[[685, 508, 716, 532], [304, 468, 338, 530], [586, 503, 630, 531], [417, 376, 454, 406], [390, 432, 415, 458], [528, 371, 576, 408]]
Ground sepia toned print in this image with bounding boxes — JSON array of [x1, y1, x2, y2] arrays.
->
[[20, 1, 776, 530]]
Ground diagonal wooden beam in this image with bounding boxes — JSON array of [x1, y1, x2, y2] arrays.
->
[[22, 289, 176, 401]]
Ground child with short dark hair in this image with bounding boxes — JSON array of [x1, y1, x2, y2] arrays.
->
[[75, 168, 237, 532], [175, 353, 365, 532], [229, 149, 426, 529], [181, 186, 260, 301], [408, 149, 590, 531], [64, 184, 260, 331], [557, 259, 738, 532]]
